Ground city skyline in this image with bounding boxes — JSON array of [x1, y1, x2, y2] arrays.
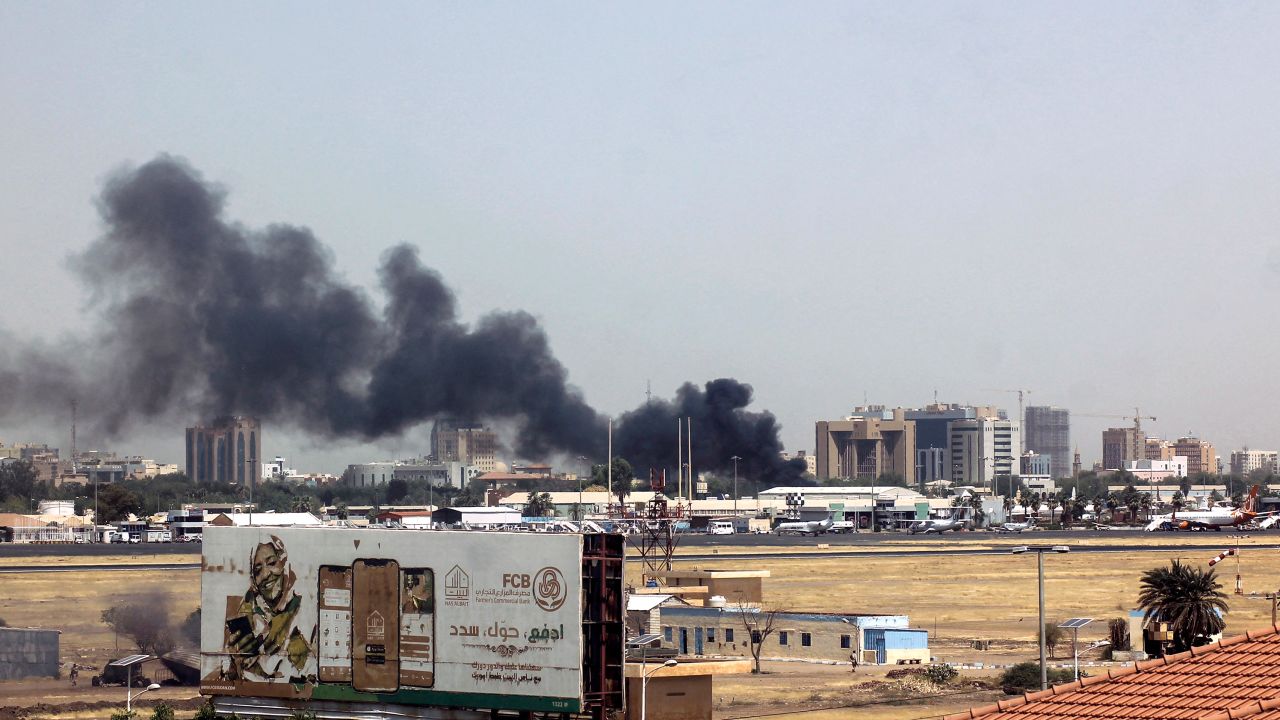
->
[[2, 4, 1280, 474]]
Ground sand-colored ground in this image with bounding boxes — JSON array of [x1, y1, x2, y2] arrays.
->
[[0, 552, 200, 567], [3, 535, 1277, 720]]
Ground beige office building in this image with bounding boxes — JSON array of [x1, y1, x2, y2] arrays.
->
[[1145, 438, 1175, 461], [1103, 427, 1146, 471], [815, 411, 916, 481], [1174, 437, 1217, 476], [1230, 449, 1279, 476]]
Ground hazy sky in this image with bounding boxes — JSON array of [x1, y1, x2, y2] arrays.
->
[[2, 2, 1278, 475]]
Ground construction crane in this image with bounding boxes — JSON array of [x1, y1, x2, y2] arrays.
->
[[1075, 407, 1157, 434], [982, 389, 1032, 452]]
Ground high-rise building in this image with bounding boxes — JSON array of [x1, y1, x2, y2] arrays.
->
[[186, 416, 261, 486], [430, 419, 498, 473], [948, 416, 1021, 491], [815, 410, 916, 481], [1145, 438, 1175, 461], [1230, 449, 1279, 476], [1173, 437, 1217, 476], [1102, 427, 1146, 470], [849, 403, 1003, 483], [1024, 406, 1070, 479]]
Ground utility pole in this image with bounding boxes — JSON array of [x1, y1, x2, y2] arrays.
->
[[730, 455, 741, 516]]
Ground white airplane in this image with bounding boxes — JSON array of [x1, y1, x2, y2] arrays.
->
[[775, 518, 834, 536], [1145, 486, 1265, 532], [996, 517, 1037, 533], [907, 516, 967, 534]]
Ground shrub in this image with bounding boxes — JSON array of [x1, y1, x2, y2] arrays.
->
[[924, 664, 958, 684], [193, 701, 217, 720], [151, 703, 175, 720], [999, 662, 1074, 693], [111, 711, 137, 720]]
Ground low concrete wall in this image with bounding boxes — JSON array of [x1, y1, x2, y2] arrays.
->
[[0, 627, 60, 679]]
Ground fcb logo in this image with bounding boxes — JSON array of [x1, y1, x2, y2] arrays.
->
[[532, 567, 567, 612]]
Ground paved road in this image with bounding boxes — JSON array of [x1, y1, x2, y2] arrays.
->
[[0, 542, 198, 558], [5, 535, 1276, 572], [0, 562, 201, 573]]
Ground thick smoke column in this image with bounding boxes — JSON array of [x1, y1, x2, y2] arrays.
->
[[0, 156, 806, 483], [611, 379, 809, 487]]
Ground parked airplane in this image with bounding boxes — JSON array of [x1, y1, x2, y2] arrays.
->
[[907, 517, 967, 534], [775, 518, 834, 536], [996, 518, 1037, 533], [1145, 486, 1264, 532]]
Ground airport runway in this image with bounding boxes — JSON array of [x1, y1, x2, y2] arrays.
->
[[4, 530, 1277, 572]]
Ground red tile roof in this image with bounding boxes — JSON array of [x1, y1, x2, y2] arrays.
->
[[945, 625, 1280, 720]]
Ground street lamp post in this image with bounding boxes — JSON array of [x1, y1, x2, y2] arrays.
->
[[126, 670, 161, 714], [577, 455, 589, 522], [730, 456, 741, 516], [1012, 545, 1070, 690], [641, 658, 678, 720]]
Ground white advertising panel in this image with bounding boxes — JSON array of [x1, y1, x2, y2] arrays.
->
[[199, 526, 583, 712]]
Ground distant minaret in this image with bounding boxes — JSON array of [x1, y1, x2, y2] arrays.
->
[[1072, 446, 1082, 479]]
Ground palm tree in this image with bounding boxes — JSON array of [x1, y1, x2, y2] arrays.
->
[[1137, 560, 1228, 653]]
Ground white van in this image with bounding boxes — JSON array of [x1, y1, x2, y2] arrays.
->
[[708, 521, 735, 535]]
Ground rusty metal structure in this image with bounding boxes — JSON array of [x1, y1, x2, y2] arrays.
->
[[581, 533, 625, 720], [625, 469, 684, 580]]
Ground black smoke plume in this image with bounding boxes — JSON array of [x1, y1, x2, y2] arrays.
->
[[611, 379, 809, 488], [0, 156, 806, 484]]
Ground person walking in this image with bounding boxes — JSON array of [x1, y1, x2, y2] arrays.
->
[[850, 652, 859, 674], [69, 665, 78, 686]]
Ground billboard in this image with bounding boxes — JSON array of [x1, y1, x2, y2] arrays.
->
[[200, 526, 586, 713]]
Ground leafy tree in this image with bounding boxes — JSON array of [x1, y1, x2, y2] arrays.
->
[[1137, 560, 1228, 652], [150, 702, 175, 720], [101, 601, 173, 654], [593, 457, 635, 506], [0, 460, 37, 504], [97, 484, 142, 524], [968, 494, 986, 527], [1059, 498, 1074, 527], [875, 472, 908, 488], [522, 492, 553, 517], [1044, 623, 1064, 657], [452, 479, 487, 507], [385, 479, 409, 504]]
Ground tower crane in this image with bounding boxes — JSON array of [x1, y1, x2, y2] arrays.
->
[[982, 388, 1032, 452], [1075, 408, 1156, 434]]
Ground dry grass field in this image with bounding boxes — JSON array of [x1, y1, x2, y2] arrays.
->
[[2, 534, 1278, 720]]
